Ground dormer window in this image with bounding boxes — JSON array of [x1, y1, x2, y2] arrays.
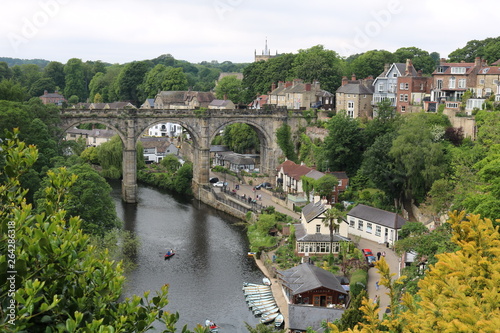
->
[[451, 67, 466, 74]]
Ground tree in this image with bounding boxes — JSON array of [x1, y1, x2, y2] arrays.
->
[[292, 45, 345, 93], [223, 123, 260, 154], [64, 58, 87, 101], [276, 123, 297, 162], [28, 77, 56, 97], [214, 75, 243, 104], [116, 61, 150, 105], [0, 61, 13, 80], [161, 154, 182, 173], [389, 113, 450, 204], [0, 130, 188, 332], [448, 37, 500, 64], [43, 61, 65, 90], [0, 79, 26, 101], [393, 47, 437, 75], [314, 174, 339, 204], [347, 50, 395, 79], [96, 135, 123, 179], [320, 112, 364, 176], [322, 207, 345, 253]]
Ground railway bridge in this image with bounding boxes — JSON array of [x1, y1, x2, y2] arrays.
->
[[59, 107, 311, 203]]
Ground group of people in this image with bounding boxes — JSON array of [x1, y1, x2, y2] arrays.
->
[[376, 251, 386, 260]]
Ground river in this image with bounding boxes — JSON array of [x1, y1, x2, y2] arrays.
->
[[109, 180, 263, 332]]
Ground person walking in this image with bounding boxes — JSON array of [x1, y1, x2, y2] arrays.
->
[[375, 281, 379, 291], [377, 251, 381, 260]]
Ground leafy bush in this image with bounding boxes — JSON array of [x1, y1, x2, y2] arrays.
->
[[349, 269, 368, 299]]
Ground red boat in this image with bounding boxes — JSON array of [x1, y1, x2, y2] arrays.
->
[[164, 250, 175, 259]]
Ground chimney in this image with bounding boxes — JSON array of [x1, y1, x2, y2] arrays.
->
[[384, 63, 390, 72], [278, 81, 284, 88], [351, 73, 356, 81], [417, 70, 422, 77], [474, 57, 481, 67], [271, 82, 276, 91], [405, 59, 413, 76], [341, 76, 348, 86], [367, 75, 374, 80], [44, 90, 48, 95], [285, 81, 292, 88], [440, 58, 447, 65], [305, 83, 311, 91]]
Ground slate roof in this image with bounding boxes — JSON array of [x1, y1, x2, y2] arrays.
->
[[278, 263, 347, 296], [347, 204, 406, 230], [40, 91, 65, 98], [288, 304, 343, 332], [209, 99, 233, 107], [336, 82, 374, 95], [139, 137, 171, 153], [329, 171, 348, 179], [305, 169, 325, 180], [302, 201, 326, 223], [216, 151, 257, 165]]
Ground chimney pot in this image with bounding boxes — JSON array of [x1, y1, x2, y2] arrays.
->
[[351, 73, 356, 81]]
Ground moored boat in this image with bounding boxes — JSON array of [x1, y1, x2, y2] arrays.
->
[[274, 313, 284, 327], [263, 277, 272, 286], [260, 311, 280, 324], [254, 306, 279, 316]]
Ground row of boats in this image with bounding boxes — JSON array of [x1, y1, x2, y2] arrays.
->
[[243, 280, 284, 327]]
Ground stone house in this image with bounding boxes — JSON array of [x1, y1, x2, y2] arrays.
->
[[39, 90, 66, 106], [213, 151, 259, 172], [336, 74, 374, 119], [154, 91, 215, 109], [139, 137, 179, 164], [276, 160, 318, 194], [430, 57, 485, 111], [466, 65, 500, 112], [395, 59, 432, 114], [208, 99, 235, 109], [347, 204, 406, 247], [267, 79, 333, 110], [295, 200, 350, 257], [65, 128, 115, 147]]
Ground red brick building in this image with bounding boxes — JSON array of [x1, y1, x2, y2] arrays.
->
[[395, 59, 432, 114], [39, 90, 66, 106]]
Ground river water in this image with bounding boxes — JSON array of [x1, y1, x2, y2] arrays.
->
[[109, 180, 263, 332]]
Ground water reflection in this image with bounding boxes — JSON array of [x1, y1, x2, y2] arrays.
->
[[110, 180, 263, 332]]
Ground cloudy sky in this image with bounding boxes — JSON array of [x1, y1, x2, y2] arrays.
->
[[1, 0, 498, 65]]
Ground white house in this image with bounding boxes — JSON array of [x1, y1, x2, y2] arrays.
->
[[372, 63, 417, 108], [147, 123, 183, 137], [295, 201, 350, 257], [346, 204, 406, 247]]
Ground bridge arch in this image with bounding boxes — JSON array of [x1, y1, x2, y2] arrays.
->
[[59, 108, 309, 203]]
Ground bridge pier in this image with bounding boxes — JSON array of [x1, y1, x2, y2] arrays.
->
[[122, 120, 137, 203]]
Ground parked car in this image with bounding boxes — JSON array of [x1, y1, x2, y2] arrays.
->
[[366, 255, 377, 267], [362, 249, 373, 257], [209, 177, 219, 183], [255, 182, 272, 190], [213, 181, 225, 187]]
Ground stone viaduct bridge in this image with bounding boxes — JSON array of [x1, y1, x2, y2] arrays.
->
[[59, 107, 311, 203]]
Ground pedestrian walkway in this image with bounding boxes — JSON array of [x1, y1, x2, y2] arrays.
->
[[356, 238, 400, 318]]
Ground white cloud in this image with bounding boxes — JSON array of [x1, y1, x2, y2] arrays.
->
[[0, 0, 498, 64]]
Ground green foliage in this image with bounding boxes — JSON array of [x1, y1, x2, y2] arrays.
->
[[347, 50, 395, 79], [393, 47, 437, 75], [448, 36, 500, 64], [314, 174, 339, 204], [140, 64, 188, 99], [320, 111, 364, 176], [214, 75, 243, 104], [223, 123, 260, 153], [96, 135, 123, 179], [138, 161, 193, 196], [64, 58, 87, 102], [116, 61, 151, 105], [276, 123, 297, 162], [0, 130, 189, 332], [161, 154, 182, 173], [247, 214, 278, 252], [0, 79, 27, 101], [336, 289, 368, 331], [349, 269, 368, 299]]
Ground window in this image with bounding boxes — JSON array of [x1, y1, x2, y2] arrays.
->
[[480, 79, 485, 85], [349, 219, 355, 228], [338, 180, 342, 186], [404, 94, 408, 102], [449, 77, 456, 89], [376, 226, 381, 236], [393, 73, 398, 77], [437, 80, 443, 89], [378, 83, 384, 92], [437, 66, 445, 73], [347, 110, 354, 118], [399, 94, 404, 102], [358, 220, 364, 231], [347, 101, 354, 109], [401, 105, 406, 112], [458, 79, 466, 88], [399, 83, 404, 90], [451, 67, 466, 74], [367, 223, 373, 233], [316, 225, 321, 233], [405, 83, 409, 90]]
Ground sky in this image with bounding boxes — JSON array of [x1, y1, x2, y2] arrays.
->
[[1, 0, 499, 65]]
